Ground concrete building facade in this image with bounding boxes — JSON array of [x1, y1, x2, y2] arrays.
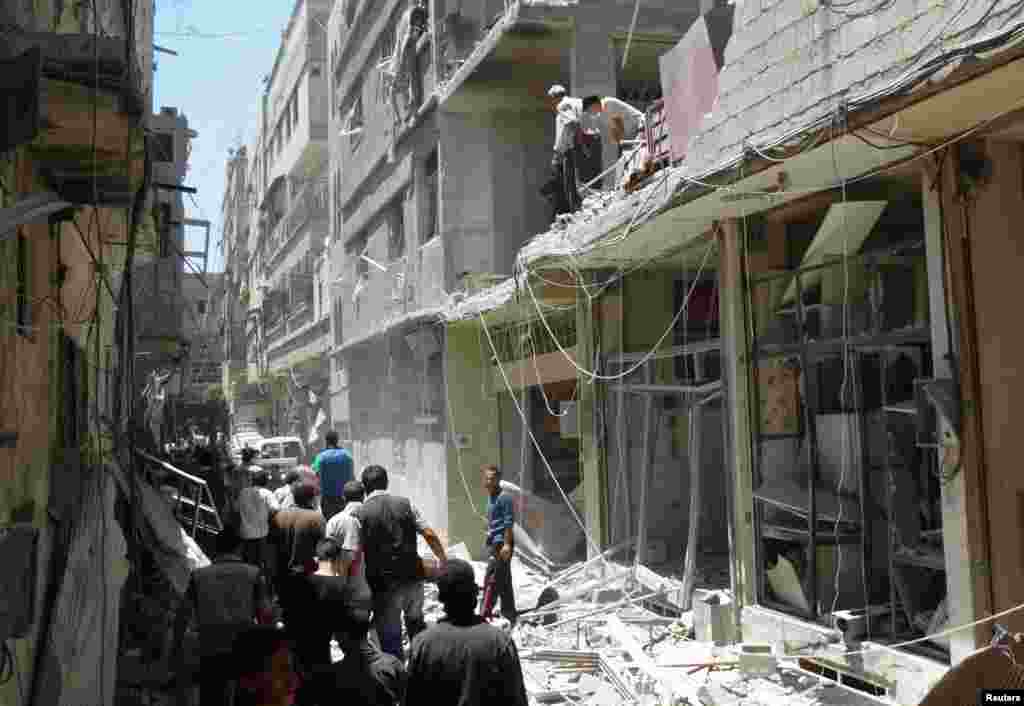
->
[[326, 0, 699, 545], [245, 0, 334, 442], [0, 2, 155, 703]]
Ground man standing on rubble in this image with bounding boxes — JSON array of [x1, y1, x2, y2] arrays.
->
[[313, 430, 353, 521], [405, 559, 529, 706], [355, 464, 447, 661], [546, 84, 583, 216], [481, 464, 517, 627]]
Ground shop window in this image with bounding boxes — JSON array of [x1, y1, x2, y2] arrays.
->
[[748, 202, 946, 660]]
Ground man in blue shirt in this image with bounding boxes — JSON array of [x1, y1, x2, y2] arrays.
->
[[481, 464, 517, 626], [312, 431, 353, 521]]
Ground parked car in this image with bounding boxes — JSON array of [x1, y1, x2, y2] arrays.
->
[[231, 429, 265, 462], [253, 436, 306, 489]]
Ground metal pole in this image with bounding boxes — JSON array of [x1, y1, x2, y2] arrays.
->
[[635, 360, 654, 567], [795, 270, 821, 619]]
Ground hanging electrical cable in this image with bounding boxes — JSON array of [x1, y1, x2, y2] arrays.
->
[[479, 311, 606, 560], [523, 238, 717, 383]]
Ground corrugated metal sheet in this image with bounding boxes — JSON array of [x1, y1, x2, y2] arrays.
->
[[35, 469, 128, 706]]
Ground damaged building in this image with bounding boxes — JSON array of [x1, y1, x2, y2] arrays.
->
[[211, 0, 1024, 700], [439, 0, 1024, 702]]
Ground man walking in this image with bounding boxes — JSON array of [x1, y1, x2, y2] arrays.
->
[[405, 559, 529, 706], [480, 464, 516, 626], [172, 528, 270, 706], [321, 606, 407, 705], [325, 480, 373, 613], [355, 465, 447, 660], [312, 431, 353, 521], [238, 468, 281, 574], [271, 479, 326, 615]]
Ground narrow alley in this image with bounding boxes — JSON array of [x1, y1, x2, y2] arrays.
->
[[3, 0, 1024, 705]]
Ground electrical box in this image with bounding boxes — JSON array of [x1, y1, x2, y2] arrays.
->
[[0, 524, 39, 642]]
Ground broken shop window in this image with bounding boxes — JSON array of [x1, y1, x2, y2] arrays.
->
[[746, 196, 948, 661]]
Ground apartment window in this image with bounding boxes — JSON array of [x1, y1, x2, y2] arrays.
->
[[153, 132, 174, 163], [158, 202, 172, 257], [423, 149, 438, 243], [333, 297, 344, 345], [197, 300, 207, 315], [388, 197, 405, 260], [16, 231, 31, 338]]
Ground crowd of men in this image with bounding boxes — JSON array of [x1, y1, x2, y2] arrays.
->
[[171, 431, 528, 706]]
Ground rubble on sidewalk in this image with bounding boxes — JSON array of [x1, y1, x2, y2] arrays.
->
[[420, 547, 886, 706]]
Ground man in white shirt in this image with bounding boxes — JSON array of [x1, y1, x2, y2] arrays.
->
[[324, 480, 373, 613], [546, 84, 583, 215], [237, 468, 281, 575], [582, 95, 646, 157]]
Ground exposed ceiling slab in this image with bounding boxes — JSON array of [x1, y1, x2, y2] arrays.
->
[[780, 200, 887, 303]]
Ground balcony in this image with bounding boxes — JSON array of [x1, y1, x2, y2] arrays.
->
[[264, 176, 330, 270], [338, 235, 446, 350]]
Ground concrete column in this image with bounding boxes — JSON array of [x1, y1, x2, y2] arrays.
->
[[444, 320, 498, 557], [922, 167, 975, 665], [718, 222, 756, 609], [938, 146, 994, 650], [577, 277, 608, 555], [571, 23, 618, 190]]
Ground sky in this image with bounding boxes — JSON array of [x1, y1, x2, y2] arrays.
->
[[152, 0, 298, 273]]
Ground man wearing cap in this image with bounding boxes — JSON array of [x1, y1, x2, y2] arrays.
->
[[405, 559, 529, 706], [546, 84, 583, 215]]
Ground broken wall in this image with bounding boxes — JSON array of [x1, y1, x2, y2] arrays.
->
[[440, 108, 554, 284]]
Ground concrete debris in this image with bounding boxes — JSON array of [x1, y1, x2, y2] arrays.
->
[[412, 552, 880, 706]]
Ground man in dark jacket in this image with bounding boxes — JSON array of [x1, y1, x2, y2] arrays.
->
[[173, 528, 270, 706], [355, 464, 447, 660], [405, 559, 529, 706], [314, 604, 406, 706]]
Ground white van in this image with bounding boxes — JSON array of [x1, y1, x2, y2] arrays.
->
[[254, 436, 306, 489]]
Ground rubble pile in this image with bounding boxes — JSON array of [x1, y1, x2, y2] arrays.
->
[[419, 549, 884, 706]]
